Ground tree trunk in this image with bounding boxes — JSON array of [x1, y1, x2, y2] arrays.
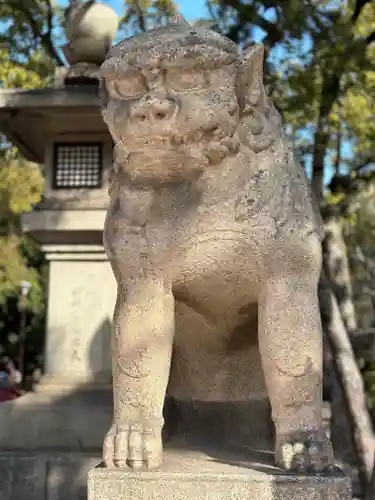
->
[[323, 214, 357, 335], [319, 273, 374, 493], [321, 212, 364, 495], [311, 121, 330, 202], [311, 70, 340, 202]]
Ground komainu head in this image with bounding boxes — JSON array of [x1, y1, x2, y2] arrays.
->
[[99, 15, 282, 183]]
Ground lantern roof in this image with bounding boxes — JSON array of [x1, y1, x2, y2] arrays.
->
[[0, 80, 101, 163]]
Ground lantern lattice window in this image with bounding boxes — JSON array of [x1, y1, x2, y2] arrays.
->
[[53, 143, 103, 189]]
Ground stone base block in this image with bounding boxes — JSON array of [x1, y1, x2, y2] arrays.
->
[[88, 447, 351, 500], [0, 387, 112, 450], [0, 453, 100, 500]]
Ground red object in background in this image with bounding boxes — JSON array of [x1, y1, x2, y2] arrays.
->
[[0, 387, 19, 402]]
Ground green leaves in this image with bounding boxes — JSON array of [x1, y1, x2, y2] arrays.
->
[[0, 156, 44, 219], [212, 0, 374, 196], [0, 16, 48, 367], [0, 235, 44, 314], [0, 0, 64, 67], [121, 0, 177, 34], [0, 49, 50, 89]]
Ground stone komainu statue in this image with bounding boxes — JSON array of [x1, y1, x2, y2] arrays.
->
[[99, 15, 334, 473]]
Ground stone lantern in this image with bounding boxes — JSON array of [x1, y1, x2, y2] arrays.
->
[[0, 3, 119, 498]]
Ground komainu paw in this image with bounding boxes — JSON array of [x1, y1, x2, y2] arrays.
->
[[103, 422, 163, 470], [275, 429, 335, 473]]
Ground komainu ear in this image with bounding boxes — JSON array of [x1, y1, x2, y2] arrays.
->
[[243, 44, 266, 108]]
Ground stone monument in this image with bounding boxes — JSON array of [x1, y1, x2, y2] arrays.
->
[[88, 15, 351, 500]]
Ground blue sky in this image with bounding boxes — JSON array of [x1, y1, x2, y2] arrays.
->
[[58, 0, 209, 21], [111, 0, 208, 20], [169, 0, 208, 20]]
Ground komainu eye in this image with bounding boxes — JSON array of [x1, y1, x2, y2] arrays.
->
[[166, 70, 206, 91], [106, 75, 145, 99]]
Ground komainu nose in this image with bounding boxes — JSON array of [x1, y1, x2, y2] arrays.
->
[[131, 96, 176, 122]]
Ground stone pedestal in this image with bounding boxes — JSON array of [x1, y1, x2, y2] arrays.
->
[[0, 453, 100, 500], [88, 445, 351, 500], [0, 244, 117, 451], [89, 403, 351, 500], [43, 244, 116, 386]]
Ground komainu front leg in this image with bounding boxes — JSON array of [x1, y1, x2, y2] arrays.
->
[[103, 280, 174, 470], [258, 234, 334, 473]]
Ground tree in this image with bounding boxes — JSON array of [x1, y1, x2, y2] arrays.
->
[[122, 0, 177, 33], [0, 53, 46, 377], [207, 0, 374, 193], [0, 0, 65, 68]]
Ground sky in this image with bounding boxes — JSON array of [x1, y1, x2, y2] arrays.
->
[[164, 0, 208, 20], [58, 0, 209, 21]]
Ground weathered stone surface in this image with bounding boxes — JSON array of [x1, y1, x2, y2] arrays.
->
[[98, 14, 336, 476], [0, 388, 112, 450], [53, 64, 101, 88], [43, 251, 115, 383], [63, 1, 119, 65], [0, 454, 100, 500], [0, 456, 46, 500], [88, 447, 351, 500], [48, 456, 99, 500]]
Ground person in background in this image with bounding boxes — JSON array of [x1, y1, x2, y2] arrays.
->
[[6, 359, 22, 386], [0, 359, 22, 402]]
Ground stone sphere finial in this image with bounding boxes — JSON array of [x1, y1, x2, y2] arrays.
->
[[63, 0, 120, 66]]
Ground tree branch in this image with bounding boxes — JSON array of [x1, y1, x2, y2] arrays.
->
[[353, 157, 375, 173], [132, 0, 146, 32], [6, 0, 64, 66], [319, 272, 375, 492], [39, 0, 64, 65], [44, 0, 54, 35], [351, 0, 373, 24], [217, 0, 283, 47], [366, 31, 375, 46]]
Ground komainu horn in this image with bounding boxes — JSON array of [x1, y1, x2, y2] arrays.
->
[[99, 16, 334, 473]]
